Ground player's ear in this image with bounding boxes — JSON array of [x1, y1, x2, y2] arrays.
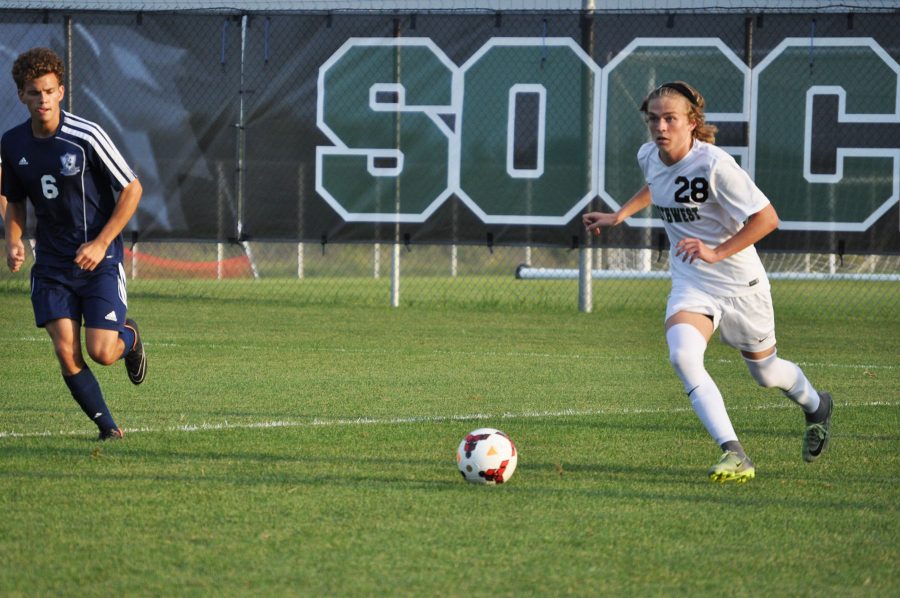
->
[[58, 84, 65, 102]]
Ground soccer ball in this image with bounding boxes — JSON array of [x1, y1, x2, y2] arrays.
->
[[456, 428, 518, 484]]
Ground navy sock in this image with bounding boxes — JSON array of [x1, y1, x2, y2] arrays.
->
[[119, 326, 136, 360], [63, 367, 117, 432]]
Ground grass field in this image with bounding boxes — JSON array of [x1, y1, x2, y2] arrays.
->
[[0, 279, 897, 596]]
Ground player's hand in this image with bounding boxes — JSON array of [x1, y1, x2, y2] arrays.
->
[[583, 211, 620, 236], [675, 237, 719, 264], [6, 240, 25, 273], [74, 239, 109, 271]]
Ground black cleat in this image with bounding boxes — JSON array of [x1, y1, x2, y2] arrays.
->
[[803, 391, 832, 462], [124, 318, 147, 385], [98, 427, 124, 441]]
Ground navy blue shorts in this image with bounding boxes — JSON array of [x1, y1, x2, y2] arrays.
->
[[30, 263, 128, 330]]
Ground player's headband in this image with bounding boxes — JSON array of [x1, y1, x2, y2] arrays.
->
[[654, 81, 700, 106]]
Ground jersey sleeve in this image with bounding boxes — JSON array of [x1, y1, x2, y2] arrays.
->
[[709, 155, 770, 222], [636, 142, 655, 180], [63, 114, 136, 193], [85, 130, 136, 194], [0, 136, 26, 203]]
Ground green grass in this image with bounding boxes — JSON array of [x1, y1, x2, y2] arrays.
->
[[0, 280, 897, 596]]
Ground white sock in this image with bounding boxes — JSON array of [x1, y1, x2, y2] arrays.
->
[[666, 324, 737, 446], [744, 352, 820, 413]]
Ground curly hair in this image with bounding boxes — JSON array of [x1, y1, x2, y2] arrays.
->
[[639, 80, 717, 143], [12, 47, 65, 91]]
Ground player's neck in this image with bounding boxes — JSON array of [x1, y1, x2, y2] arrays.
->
[[659, 138, 694, 166], [31, 112, 61, 139]]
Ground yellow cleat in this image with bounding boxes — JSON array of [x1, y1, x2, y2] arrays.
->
[[708, 450, 756, 483]]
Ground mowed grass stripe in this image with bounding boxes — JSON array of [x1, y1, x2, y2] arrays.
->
[[3, 334, 896, 372], [1, 400, 895, 440]]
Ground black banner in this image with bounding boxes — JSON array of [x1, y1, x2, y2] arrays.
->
[[0, 10, 897, 254]]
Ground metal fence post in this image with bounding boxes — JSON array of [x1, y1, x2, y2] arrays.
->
[[390, 18, 402, 307], [578, 0, 595, 313]]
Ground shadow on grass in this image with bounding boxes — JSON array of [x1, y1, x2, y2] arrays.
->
[[1, 441, 895, 512]]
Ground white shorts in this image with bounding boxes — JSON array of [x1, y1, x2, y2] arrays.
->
[[665, 284, 777, 353]]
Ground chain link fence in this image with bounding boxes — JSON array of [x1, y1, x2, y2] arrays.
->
[[0, 7, 897, 317], [3, 238, 896, 319]]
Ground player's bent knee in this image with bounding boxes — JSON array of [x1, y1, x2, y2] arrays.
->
[[744, 355, 782, 388], [748, 371, 776, 388], [668, 345, 700, 368], [669, 347, 707, 387], [666, 324, 709, 389], [668, 347, 693, 372], [85, 327, 124, 366], [87, 344, 119, 366]]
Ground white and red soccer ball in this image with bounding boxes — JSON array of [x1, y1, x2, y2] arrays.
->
[[456, 428, 518, 484]]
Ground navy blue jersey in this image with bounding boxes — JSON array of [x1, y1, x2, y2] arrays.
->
[[1, 111, 136, 269]]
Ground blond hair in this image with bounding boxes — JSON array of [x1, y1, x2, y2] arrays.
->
[[640, 81, 717, 143]]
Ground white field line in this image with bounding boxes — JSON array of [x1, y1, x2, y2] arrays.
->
[[0, 401, 895, 440], [6, 336, 898, 371]]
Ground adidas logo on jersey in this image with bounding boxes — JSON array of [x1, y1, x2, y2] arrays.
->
[[105, 310, 118, 322], [18, 157, 28, 165]]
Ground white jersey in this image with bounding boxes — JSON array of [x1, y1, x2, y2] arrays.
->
[[638, 140, 771, 297]]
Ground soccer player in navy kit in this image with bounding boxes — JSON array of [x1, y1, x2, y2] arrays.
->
[[583, 81, 832, 482], [3, 47, 147, 440]]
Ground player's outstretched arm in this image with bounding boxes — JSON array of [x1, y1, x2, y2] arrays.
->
[[5, 200, 26, 273], [75, 178, 143, 271], [583, 184, 652, 236]]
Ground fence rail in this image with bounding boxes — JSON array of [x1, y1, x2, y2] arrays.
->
[[0, 6, 897, 312]]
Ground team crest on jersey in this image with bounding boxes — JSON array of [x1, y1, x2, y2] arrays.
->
[[59, 153, 80, 176]]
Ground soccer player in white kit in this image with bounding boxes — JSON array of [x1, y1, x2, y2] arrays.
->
[[583, 81, 832, 482]]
